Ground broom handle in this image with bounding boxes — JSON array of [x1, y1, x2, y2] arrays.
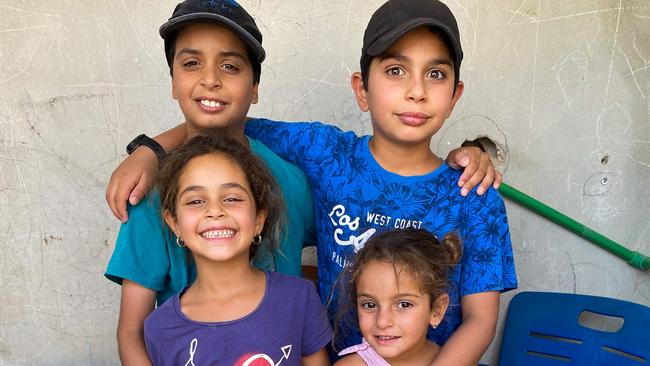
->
[[498, 183, 650, 271]]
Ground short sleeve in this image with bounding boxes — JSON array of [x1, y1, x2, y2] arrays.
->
[[245, 119, 351, 179], [104, 193, 170, 291], [301, 281, 333, 356], [459, 187, 518, 296]]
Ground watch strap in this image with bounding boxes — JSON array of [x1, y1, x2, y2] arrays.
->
[[126, 134, 166, 162]]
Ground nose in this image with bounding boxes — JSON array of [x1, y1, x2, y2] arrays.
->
[[406, 76, 427, 102], [200, 63, 222, 89], [375, 307, 393, 329], [205, 201, 226, 219]]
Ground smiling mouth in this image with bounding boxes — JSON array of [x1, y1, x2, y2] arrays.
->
[[199, 99, 224, 108], [374, 335, 400, 345], [200, 229, 235, 239]]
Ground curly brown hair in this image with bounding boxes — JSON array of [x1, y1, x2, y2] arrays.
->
[[332, 228, 462, 350], [157, 133, 285, 259]]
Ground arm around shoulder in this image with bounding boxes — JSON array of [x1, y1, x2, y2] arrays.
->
[[445, 145, 502, 196], [106, 122, 188, 221]]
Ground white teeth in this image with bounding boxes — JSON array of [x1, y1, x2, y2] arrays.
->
[[200, 100, 222, 108], [377, 336, 396, 340], [201, 230, 234, 238]]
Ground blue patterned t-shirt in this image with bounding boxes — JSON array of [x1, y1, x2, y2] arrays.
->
[[245, 119, 518, 349]]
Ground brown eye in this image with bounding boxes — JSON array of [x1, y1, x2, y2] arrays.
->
[[397, 301, 413, 309], [386, 67, 405, 77], [221, 63, 240, 73], [183, 60, 199, 68], [427, 70, 445, 80]]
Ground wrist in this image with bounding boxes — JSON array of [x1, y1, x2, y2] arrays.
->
[[126, 134, 166, 162]]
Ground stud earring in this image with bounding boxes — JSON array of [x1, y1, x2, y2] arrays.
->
[[176, 235, 185, 248], [253, 234, 262, 245], [432, 323, 438, 329]]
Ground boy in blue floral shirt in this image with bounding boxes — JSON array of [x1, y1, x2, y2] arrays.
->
[[106, 0, 515, 364], [248, 2, 517, 363], [245, 2, 518, 362]]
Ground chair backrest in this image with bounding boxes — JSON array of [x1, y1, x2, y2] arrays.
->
[[498, 291, 650, 366]]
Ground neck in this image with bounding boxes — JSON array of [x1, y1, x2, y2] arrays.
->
[[181, 254, 266, 322], [192, 254, 258, 296], [185, 119, 250, 149], [368, 136, 441, 176]]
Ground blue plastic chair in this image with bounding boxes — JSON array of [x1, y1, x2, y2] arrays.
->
[[497, 291, 650, 366]]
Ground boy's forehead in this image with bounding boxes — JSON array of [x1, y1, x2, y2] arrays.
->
[[380, 27, 453, 63]]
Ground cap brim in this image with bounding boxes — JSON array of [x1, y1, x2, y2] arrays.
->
[[366, 18, 461, 61], [159, 12, 265, 63]]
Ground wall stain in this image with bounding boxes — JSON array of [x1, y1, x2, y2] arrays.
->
[[43, 235, 63, 245]]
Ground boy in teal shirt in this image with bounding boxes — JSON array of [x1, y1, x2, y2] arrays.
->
[[104, 1, 315, 363]]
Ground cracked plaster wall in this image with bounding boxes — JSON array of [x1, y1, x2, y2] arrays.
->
[[0, 0, 648, 364]]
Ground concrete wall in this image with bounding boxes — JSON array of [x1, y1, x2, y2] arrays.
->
[[1, 0, 648, 364]]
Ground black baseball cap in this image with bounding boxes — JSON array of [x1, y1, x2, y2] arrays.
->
[[361, 0, 463, 84], [160, 0, 266, 68]]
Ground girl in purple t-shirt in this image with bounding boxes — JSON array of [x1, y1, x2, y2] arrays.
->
[[334, 229, 461, 366], [144, 134, 331, 366]]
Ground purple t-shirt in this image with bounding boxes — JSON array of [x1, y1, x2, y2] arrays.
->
[[144, 271, 332, 366]]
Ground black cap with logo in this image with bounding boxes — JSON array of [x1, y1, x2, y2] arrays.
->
[[361, 0, 463, 84], [160, 0, 265, 68]]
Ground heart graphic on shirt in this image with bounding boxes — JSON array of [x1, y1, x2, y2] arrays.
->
[[236, 345, 292, 366], [236, 353, 273, 366]]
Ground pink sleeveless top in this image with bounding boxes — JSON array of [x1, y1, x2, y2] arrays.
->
[[338, 338, 391, 366]]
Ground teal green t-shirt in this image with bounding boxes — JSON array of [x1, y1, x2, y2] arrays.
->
[[105, 134, 315, 305]]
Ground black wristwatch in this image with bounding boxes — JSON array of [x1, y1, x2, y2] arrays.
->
[[126, 134, 166, 162]]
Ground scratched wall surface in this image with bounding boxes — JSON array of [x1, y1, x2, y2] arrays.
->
[[0, 0, 648, 364]]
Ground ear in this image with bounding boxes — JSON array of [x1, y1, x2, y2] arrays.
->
[[430, 294, 450, 328], [251, 83, 259, 105], [172, 77, 179, 101], [163, 209, 181, 237], [254, 208, 268, 237], [445, 81, 464, 118], [351, 72, 369, 112]]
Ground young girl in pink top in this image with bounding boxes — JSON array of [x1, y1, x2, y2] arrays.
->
[[334, 229, 461, 366]]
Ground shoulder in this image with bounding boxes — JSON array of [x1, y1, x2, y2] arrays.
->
[[107, 190, 172, 286], [249, 138, 307, 182], [334, 354, 366, 366], [250, 117, 360, 144], [145, 293, 178, 329], [464, 185, 507, 214], [267, 272, 320, 303], [124, 191, 163, 221], [269, 271, 315, 291]]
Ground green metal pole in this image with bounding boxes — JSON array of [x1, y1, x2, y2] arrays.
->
[[498, 182, 650, 271]]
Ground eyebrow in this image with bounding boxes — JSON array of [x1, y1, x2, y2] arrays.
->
[[357, 292, 423, 299], [179, 182, 248, 196], [175, 48, 249, 62], [379, 53, 453, 68]]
